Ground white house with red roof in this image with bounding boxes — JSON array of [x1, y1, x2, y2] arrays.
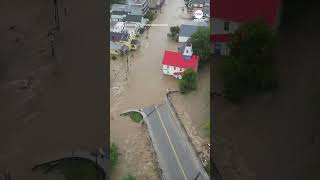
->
[[210, 0, 282, 55], [162, 42, 199, 79]]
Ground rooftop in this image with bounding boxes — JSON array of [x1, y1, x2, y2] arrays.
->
[[191, 0, 205, 5], [128, 0, 148, 5], [111, 4, 129, 12], [162, 50, 199, 71], [125, 14, 143, 22], [111, 10, 128, 15], [110, 32, 130, 42], [179, 24, 206, 37], [110, 41, 123, 50], [211, 0, 281, 26]]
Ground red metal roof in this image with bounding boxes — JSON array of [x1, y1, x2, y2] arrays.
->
[[211, 0, 281, 26], [210, 34, 231, 42], [162, 50, 199, 71]]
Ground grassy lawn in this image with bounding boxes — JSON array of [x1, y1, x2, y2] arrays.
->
[[122, 175, 137, 180], [121, 111, 143, 123], [111, 143, 120, 169]]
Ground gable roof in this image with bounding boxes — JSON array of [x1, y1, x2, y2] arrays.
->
[[111, 4, 129, 12], [125, 14, 143, 23], [162, 50, 199, 70], [191, 0, 204, 5], [179, 24, 206, 37], [110, 41, 123, 50], [211, 0, 281, 26], [111, 10, 127, 15], [110, 32, 130, 42]]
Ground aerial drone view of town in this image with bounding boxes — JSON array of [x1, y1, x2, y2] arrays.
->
[[109, 0, 211, 179]]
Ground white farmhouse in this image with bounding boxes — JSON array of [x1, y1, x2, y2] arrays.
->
[[162, 42, 199, 79]]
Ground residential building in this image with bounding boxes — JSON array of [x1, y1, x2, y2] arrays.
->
[[148, 0, 164, 9], [128, 0, 149, 15], [210, 0, 282, 55], [203, 6, 210, 18], [110, 21, 126, 33], [178, 23, 207, 43], [110, 31, 136, 50], [111, 4, 130, 12], [162, 42, 199, 79], [191, 0, 205, 8], [125, 14, 148, 28], [204, 0, 209, 7], [110, 41, 128, 55], [111, 10, 128, 22], [124, 22, 139, 36]]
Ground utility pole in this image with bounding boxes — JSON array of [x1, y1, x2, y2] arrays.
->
[[53, 0, 60, 30], [125, 52, 129, 81], [48, 33, 56, 57]]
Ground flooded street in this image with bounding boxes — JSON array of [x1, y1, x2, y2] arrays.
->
[[110, 0, 205, 179]]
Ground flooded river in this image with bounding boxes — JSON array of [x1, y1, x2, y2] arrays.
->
[[110, 0, 201, 179]]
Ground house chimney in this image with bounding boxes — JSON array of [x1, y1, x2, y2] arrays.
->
[[183, 41, 193, 60]]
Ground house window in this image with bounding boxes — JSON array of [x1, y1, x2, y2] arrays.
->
[[224, 22, 230, 31]]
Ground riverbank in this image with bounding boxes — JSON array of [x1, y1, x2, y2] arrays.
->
[[168, 65, 210, 167]]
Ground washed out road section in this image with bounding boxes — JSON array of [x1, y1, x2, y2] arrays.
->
[[143, 103, 209, 180]]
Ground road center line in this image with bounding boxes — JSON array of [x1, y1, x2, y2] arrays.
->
[[155, 105, 188, 180]]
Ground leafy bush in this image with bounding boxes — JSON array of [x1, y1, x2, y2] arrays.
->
[[128, 112, 143, 123], [112, 56, 117, 60], [167, 26, 180, 41], [110, 143, 119, 169], [190, 27, 211, 67], [144, 11, 156, 22], [222, 19, 277, 101], [179, 68, 197, 94], [122, 175, 137, 180]]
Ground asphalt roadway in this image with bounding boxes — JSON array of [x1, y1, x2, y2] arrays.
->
[[143, 102, 209, 180]]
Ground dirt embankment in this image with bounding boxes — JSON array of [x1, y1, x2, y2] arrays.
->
[[168, 65, 211, 166], [110, 116, 160, 180]]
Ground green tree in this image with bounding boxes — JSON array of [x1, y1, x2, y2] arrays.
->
[[190, 27, 211, 67], [144, 11, 156, 22], [222, 19, 277, 101], [110, 143, 119, 169], [179, 68, 197, 94], [167, 26, 180, 42], [122, 175, 137, 180]]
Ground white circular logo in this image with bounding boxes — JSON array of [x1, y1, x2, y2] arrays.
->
[[194, 10, 203, 19]]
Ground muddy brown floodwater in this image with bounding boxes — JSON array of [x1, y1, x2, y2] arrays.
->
[[110, 0, 199, 179]]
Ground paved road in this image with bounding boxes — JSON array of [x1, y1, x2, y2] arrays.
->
[[143, 102, 209, 180]]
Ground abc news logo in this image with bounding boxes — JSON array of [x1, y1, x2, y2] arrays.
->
[[193, 10, 205, 22]]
